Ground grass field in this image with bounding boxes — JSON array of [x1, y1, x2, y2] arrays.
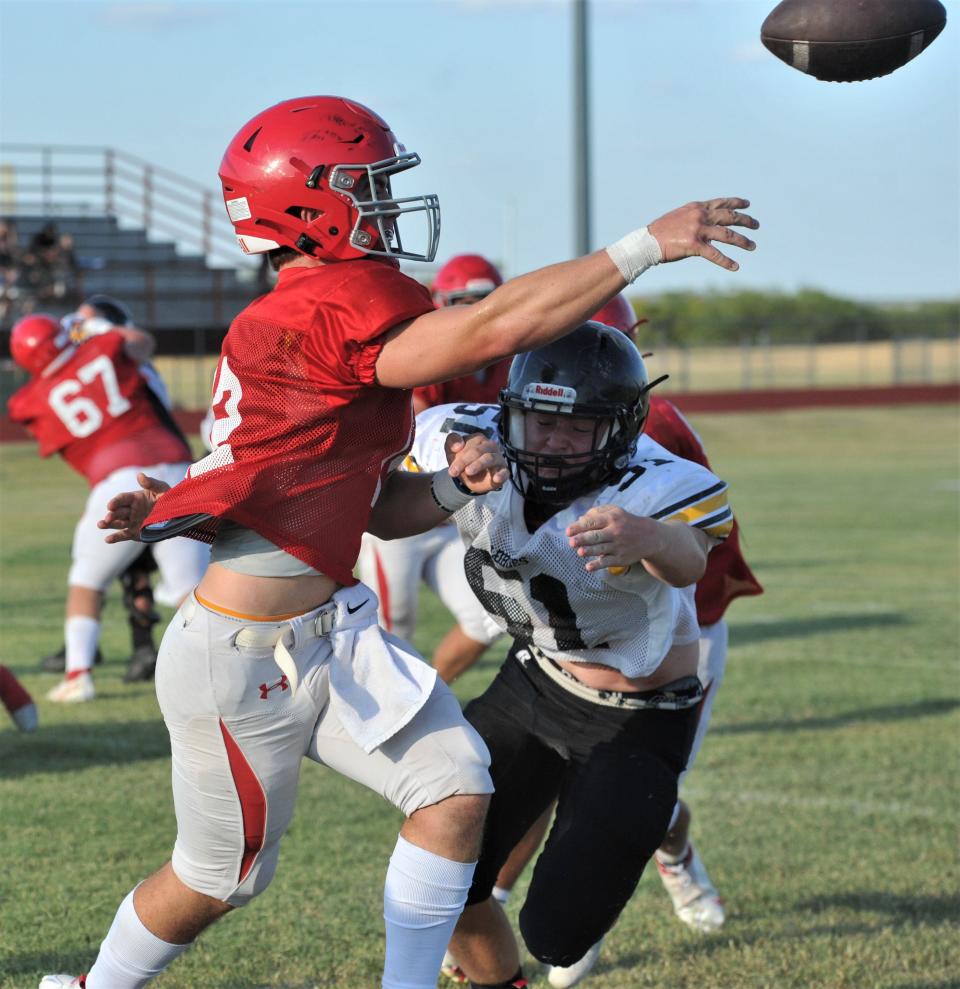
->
[[1, 406, 958, 989]]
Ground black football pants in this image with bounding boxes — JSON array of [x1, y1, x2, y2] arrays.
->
[[463, 644, 700, 968]]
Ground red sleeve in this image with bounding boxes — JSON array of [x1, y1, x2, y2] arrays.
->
[[645, 396, 763, 622], [412, 383, 446, 408], [6, 384, 32, 425], [304, 261, 433, 387], [644, 397, 710, 468]]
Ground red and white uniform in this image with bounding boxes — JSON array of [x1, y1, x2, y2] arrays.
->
[[7, 332, 207, 602], [145, 260, 433, 586], [143, 261, 493, 906], [645, 396, 763, 773]]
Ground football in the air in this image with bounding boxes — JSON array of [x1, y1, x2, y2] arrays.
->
[[760, 0, 947, 82]]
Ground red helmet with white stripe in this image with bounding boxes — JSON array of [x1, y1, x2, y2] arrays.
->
[[9, 314, 70, 376], [431, 254, 503, 307], [219, 95, 440, 263]]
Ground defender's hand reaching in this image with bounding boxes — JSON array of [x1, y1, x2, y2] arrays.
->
[[567, 505, 664, 573], [445, 432, 509, 495]]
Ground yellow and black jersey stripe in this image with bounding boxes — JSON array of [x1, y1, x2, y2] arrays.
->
[[651, 480, 733, 540]]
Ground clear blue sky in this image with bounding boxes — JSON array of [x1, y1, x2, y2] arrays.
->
[[1, 0, 957, 301]]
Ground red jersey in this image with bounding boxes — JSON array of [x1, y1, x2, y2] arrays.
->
[[413, 358, 512, 410], [7, 333, 191, 487], [645, 397, 763, 625], [144, 260, 434, 586]]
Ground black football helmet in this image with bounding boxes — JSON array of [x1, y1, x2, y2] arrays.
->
[[83, 294, 133, 326], [499, 320, 665, 503]]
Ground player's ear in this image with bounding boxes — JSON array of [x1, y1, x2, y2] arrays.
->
[[299, 207, 321, 223]]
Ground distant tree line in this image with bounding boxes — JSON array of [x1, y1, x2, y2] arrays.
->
[[629, 290, 960, 346]]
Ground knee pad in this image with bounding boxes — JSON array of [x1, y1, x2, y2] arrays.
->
[[121, 563, 161, 629]]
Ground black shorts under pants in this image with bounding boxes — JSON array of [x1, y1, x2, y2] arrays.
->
[[463, 645, 700, 968]]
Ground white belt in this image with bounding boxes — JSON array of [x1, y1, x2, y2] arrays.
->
[[233, 607, 335, 649], [528, 646, 704, 711], [183, 596, 337, 698]]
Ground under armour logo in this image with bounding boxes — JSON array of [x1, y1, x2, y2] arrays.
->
[[259, 675, 290, 700]]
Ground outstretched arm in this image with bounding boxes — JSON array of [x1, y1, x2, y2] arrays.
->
[[375, 197, 758, 389]]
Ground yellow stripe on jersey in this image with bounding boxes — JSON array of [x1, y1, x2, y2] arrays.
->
[[663, 490, 728, 526], [694, 511, 734, 540], [663, 490, 734, 539], [402, 454, 423, 473]]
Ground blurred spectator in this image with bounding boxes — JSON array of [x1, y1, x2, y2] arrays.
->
[[21, 222, 80, 308], [0, 220, 22, 324]]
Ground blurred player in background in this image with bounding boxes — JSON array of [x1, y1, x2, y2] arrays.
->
[[409, 322, 736, 989], [7, 311, 209, 704], [358, 254, 509, 683], [36, 294, 193, 683], [42, 93, 756, 989], [0, 664, 38, 731]]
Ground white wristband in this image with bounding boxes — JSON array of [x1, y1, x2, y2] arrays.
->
[[605, 226, 662, 284], [430, 471, 477, 513]]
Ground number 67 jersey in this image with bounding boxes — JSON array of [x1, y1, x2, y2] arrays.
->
[[7, 332, 191, 487], [409, 403, 735, 680]]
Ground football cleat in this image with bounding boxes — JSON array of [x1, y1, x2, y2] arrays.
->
[[40, 645, 103, 674], [656, 843, 725, 933], [123, 644, 159, 683], [39, 976, 86, 988], [440, 949, 469, 984], [46, 673, 95, 704], [547, 939, 603, 989]]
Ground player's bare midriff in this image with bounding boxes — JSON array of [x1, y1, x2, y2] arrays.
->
[[196, 562, 340, 618], [556, 639, 698, 693]]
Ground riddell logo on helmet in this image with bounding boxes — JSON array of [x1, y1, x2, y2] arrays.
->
[[522, 382, 577, 405]]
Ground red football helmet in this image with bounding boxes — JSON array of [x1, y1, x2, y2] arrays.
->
[[219, 95, 440, 264], [432, 254, 503, 307], [9, 314, 70, 376], [591, 294, 645, 337]]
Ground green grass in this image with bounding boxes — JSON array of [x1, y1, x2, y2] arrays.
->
[[1, 406, 958, 989]]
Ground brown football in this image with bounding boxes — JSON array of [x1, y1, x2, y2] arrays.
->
[[761, 0, 947, 82]]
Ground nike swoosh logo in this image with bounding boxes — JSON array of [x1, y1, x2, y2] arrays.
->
[[346, 599, 369, 615]]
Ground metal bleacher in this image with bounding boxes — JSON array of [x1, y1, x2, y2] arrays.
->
[[0, 144, 263, 346]]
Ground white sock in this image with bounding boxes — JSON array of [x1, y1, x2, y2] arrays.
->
[[86, 889, 192, 989], [382, 835, 476, 989], [491, 885, 511, 905], [65, 615, 100, 675]]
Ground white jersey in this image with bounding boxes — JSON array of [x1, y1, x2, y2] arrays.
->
[[411, 403, 734, 679]]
